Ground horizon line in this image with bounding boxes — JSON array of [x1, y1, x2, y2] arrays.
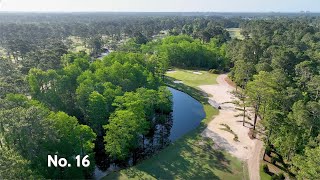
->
[[0, 11, 318, 13]]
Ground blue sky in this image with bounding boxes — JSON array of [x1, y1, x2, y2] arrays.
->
[[0, 0, 319, 12]]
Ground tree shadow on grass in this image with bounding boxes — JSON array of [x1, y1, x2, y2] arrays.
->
[[202, 128, 238, 154], [104, 76, 241, 180], [120, 136, 235, 180]]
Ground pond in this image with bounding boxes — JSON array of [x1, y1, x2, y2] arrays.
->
[[94, 87, 205, 179], [168, 87, 206, 141]]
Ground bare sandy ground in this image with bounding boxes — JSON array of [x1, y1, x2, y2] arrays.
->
[[199, 74, 263, 180]]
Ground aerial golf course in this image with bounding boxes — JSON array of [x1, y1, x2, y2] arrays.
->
[[105, 69, 247, 180], [2, 12, 320, 180]]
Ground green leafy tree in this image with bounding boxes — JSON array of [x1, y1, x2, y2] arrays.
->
[[292, 146, 320, 180], [307, 75, 320, 101], [104, 110, 149, 160], [0, 146, 43, 179], [246, 71, 278, 130], [88, 91, 107, 136]]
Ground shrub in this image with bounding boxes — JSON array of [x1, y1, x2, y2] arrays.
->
[[233, 135, 239, 142], [209, 69, 220, 74], [277, 154, 284, 163], [271, 174, 278, 180], [262, 164, 269, 173], [278, 173, 285, 180], [271, 156, 277, 165], [265, 145, 272, 156], [248, 129, 256, 139], [271, 173, 285, 180]]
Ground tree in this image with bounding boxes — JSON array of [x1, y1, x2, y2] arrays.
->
[[46, 112, 96, 178], [307, 75, 320, 101], [133, 31, 149, 45], [292, 146, 320, 180], [246, 71, 278, 130], [0, 146, 43, 179], [157, 86, 173, 114], [271, 49, 299, 75], [295, 61, 317, 90], [88, 91, 107, 136], [0, 96, 96, 179], [232, 60, 255, 89], [0, 58, 27, 97], [231, 90, 250, 126], [87, 35, 103, 57], [104, 110, 149, 160]]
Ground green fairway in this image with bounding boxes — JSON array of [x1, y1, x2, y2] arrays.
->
[[260, 164, 272, 180], [226, 28, 244, 40], [166, 69, 218, 87], [260, 161, 275, 180], [104, 69, 246, 180], [106, 135, 244, 180]]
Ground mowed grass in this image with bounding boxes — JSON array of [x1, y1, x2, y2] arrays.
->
[[226, 28, 244, 40], [106, 135, 244, 180], [166, 69, 218, 87], [104, 69, 246, 180], [260, 163, 272, 180]]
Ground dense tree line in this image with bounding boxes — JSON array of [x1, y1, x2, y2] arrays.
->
[[2, 13, 320, 179], [121, 35, 227, 70], [0, 13, 238, 59], [0, 94, 96, 178], [0, 13, 233, 178], [227, 18, 320, 179], [1, 50, 173, 178]]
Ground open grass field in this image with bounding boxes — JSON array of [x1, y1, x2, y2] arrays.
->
[[104, 69, 246, 180], [166, 69, 218, 87], [226, 28, 245, 40], [68, 36, 91, 53], [106, 135, 244, 180]]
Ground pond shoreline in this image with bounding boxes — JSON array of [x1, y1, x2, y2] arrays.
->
[[96, 86, 205, 179], [168, 87, 205, 141], [103, 70, 245, 180]]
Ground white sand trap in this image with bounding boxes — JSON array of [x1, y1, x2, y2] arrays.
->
[[199, 74, 263, 180], [166, 70, 177, 73], [173, 80, 183, 84], [193, 71, 203, 75]]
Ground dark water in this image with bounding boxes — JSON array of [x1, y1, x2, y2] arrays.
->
[[94, 87, 205, 179], [168, 87, 206, 141]]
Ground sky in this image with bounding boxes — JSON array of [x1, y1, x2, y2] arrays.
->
[[0, 0, 319, 12]]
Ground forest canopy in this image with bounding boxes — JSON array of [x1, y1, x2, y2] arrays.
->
[[1, 13, 320, 179], [227, 18, 320, 179]]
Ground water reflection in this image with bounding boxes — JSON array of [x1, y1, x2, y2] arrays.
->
[[94, 87, 205, 179], [168, 87, 206, 141]]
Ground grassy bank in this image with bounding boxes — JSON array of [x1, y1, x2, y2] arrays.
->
[[167, 69, 218, 87], [104, 69, 246, 180]]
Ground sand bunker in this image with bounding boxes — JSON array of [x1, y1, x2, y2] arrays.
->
[[193, 72, 203, 75], [166, 70, 177, 73], [173, 80, 183, 84], [199, 74, 263, 180]]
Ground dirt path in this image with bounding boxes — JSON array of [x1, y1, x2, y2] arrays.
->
[[199, 74, 263, 180]]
